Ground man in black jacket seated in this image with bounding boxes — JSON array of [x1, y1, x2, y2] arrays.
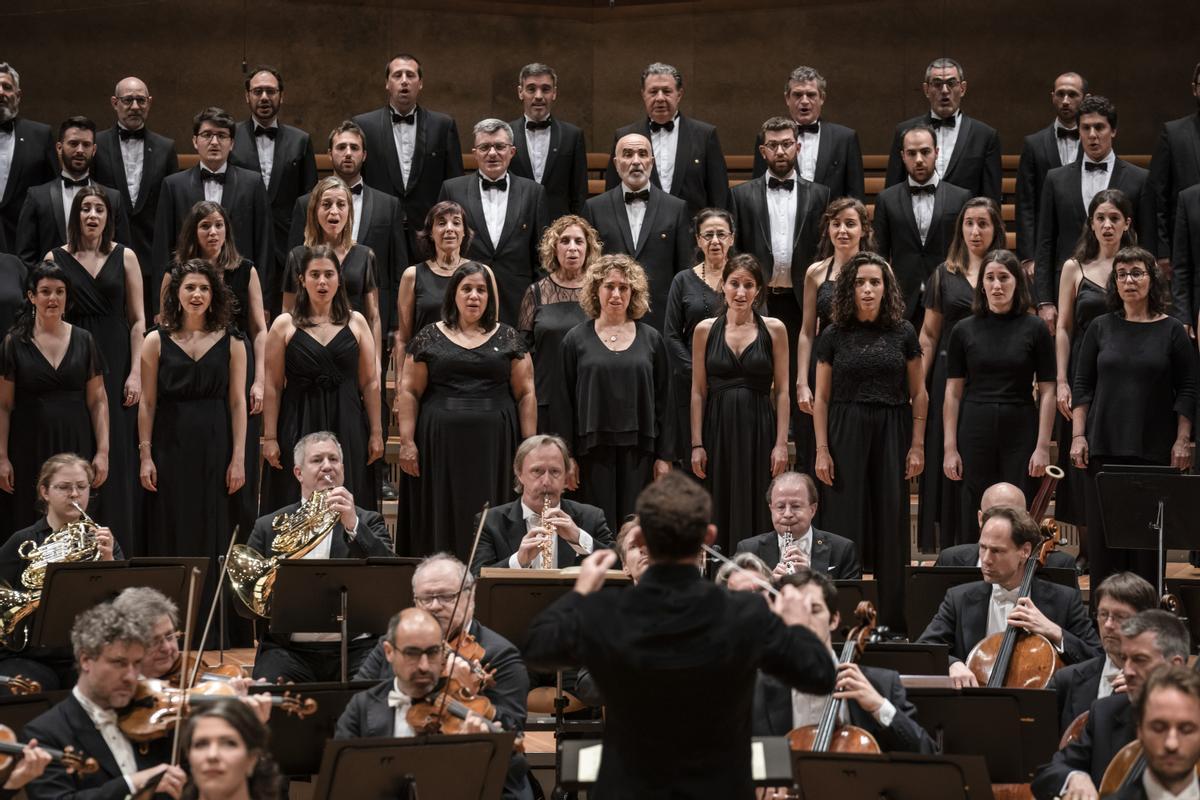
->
[[1031, 610, 1191, 800], [735, 471, 861, 579], [935, 481, 1077, 573], [1108, 665, 1200, 800], [471, 434, 613, 574], [918, 505, 1100, 689], [525, 471, 835, 800], [249, 431, 393, 683], [753, 568, 936, 753]]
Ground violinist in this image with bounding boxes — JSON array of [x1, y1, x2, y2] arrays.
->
[[0, 453, 122, 692], [917, 505, 1099, 688], [751, 568, 936, 753], [111, 587, 181, 682], [0, 740, 52, 800], [22, 601, 188, 800], [180, 699, 282, 800], [1109, 665, 1200, 800], [1031, 610, 1190, 800]]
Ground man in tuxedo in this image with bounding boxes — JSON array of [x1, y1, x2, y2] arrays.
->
[[525, 471, 835, 799], [1031, 610, 1191, 800], [1171, 182, 1200, 328], [16, 116, 132, 266], [152, 106, 271, 317], [94, 77, 179, 321], [1049, 572, 1157, 733], [1035, 95, 1150, 327], [1109, 666, 1200, 800], [508, 63, 587, 220], [0, 62, 57, 257], [752, 568, 936, 753], [1148, 62, 1200, 268], [437, 119, 548, 325], [917, 505, 1100, 689], [230, 65, 318, 315], [884, 58, 1001, 203], [1016, 72, 1087, 272], [22, 601, 187, 800], [604, 62, 728, 216], [249, 431, 393, 684], [735, 471, 860, 579], [874, 125, 971, 317], [584, 133, 691, 330], [471, 434, 613, 574], [751, 66, 864, 201], [354, 53, 464, 258], [934, 481, 1076, 572]]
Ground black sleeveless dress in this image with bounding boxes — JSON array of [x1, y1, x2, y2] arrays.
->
[[285, 244, 378, 316], [412, 261, 453, 337], [518, 276, 587, 439], [701, 314, 775, 553], [223, 259, 261, 531]]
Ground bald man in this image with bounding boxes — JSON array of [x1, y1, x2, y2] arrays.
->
[[582, 132, 692, 330], [935, 481, 1077, 573], [93, 76, 178, 317]]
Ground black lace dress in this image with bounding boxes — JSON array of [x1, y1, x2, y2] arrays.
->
[[518, 276, 587, 439]]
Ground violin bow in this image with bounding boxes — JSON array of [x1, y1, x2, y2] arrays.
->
[[431, 503, 489, 725], [185, 527, 240, 689], [700, 544, 781, 598], [170, 567, 201, 767]]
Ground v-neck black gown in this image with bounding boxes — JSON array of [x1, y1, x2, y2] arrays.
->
[[222, 258, 260, 542]]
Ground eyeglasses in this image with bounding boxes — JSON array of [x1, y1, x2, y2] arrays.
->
[[473, 143, 511, 154], [116, 95, 149, 106], [761, 141, 796, 152], [196, 131, 232, 142], [1097, 610, 1132, 625], [699, 231, 731, 242], [248, 87, 280, 97], [398, 645, 442, 662], [1116, 269, 1148, 282], [50, 482, 90, 494], [413, 592, 460, 607], [148, 631, 183, 650], [928, 79, 962, 91]]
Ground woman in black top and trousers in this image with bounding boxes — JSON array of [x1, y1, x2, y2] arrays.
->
[[814, 252, 927, 632], [1071, 246, 1196, 594], [943, 249, 1056, 538]]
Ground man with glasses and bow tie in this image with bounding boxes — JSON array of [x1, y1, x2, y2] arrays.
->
[[152, 107, 271, 317]]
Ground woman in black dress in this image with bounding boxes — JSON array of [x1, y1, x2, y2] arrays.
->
[[917, 197, 1003, 550], [1071, 246, 1195, 593], [690, 254, 789, 552], [664, 208, 731, 463], [49, 187, 144, 553], [562, 254, 673, 530], [942, 250, 1056, 535], [813, 253, 926, 632], [0, 263, 108, 531], [518, 215, 597, 455], [395, 262, 536, 558], [262, 245, 382, 512], [1055, 189, 1136, 563]]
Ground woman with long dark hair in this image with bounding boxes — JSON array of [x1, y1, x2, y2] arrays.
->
[[181, 699, 282, 800]]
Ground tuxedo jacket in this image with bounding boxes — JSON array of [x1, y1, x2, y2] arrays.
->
[[230, 120, 319, 310], [604, 114, 730, 216], [1016, 124, 1081, 261], [885, 113, 1002, 203], [15, 177, 132, 267], [0, 118, 57, 256], [916, 578, 1101, 666], [1048, 653, 1105, 733], [22, 693, 172, 800], [437, 173, 549, 325], [469, 497, 615, 574], [729, 173, 830, 306], [752, 667, 936, 754], [1030, 693, 1135, 800], [582, 184, 692, 330], [1172, 183, 1200, 324], [1148, 112, 1200, 259], [508, 116, 588, 219], [151, 163, 272, 316], [524, 562, 836, 800], [872, 180, 971, 314], [247, 501, 393, 558], [935, 541, 1078, 574], [734, 527, 862, 579], [1034, 157, 1150, 305], [353, 105, 464, 234], [751, 121, 866, 201]]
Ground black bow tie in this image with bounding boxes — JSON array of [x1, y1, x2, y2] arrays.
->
[[118, 127, 145, 141], [768, 177, 795, 191], [254, 125, 277, 139], [796, 122, 820, 135], [391, 110, 416, 126], [0, 119, 14, 134], [525, 118, 552, 131], [201, 169, 226, 184], [1056, 127, 1080, 140], [649, 119, 675, 133], [1084, 161, 1109, 173], [624, 189, 650, 204], [929, 115, 957, 129], [909, 183, 937, 196], [480, 177, 507, 191], [62, 176, 89, 189], [349, 183, 363, 196]]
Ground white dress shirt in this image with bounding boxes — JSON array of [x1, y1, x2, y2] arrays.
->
[[508, 499, 594, 569], [932, 111, 962, 179], [349, 179, 364, 241], [479, 172, 509, 245], [650, 114, 680, 194], [986, 584, 1020, 637], [765, 170, 798, 288], [1053, 120, 1080, 167], [0, 125, 14, 198], [389, 680, 417, 737], [74, 686, 139, 791], [907, 175, 939, 245], [524, 116, 551, 183], [1097, 654, 1121, 700], [622, 182, 648, 244], [791, 651, 896, 728], [797, 125, 820, 182], [391, 106, 417, 187], [291, 496, 358, 643], [61, 173, 91, 228], [1081, 150, 1116, 211], [202, 162, 228, 204], [117, 125, 145, 206], [1143, 771, 1200, 800], [253, 121, 278, 190], [776, 525, 813, 564]]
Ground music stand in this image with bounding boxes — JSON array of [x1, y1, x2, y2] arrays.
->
[[790, 752, 970, 800], [474, 575, 580, 646], [904, 566, 1076, 638], [1097, 467, 1200, 598], [0, 691, 68, 734], [256, 680, 376, 777], [557, 737, 794, 790], [309, 734, 515, 800], [857, 642, 950, 675], [269, 559, 418, 683]]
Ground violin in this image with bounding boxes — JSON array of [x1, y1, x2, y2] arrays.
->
[[0, 675, 41, 695], [787, 601, 882, 755], [118, 678, 317, 743], [0, 722, 99, 775], [162, 651, 246, 688], [965, 535, 1063, 689], [406, 677, 524, 752], [444, 629, 495, 699]]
